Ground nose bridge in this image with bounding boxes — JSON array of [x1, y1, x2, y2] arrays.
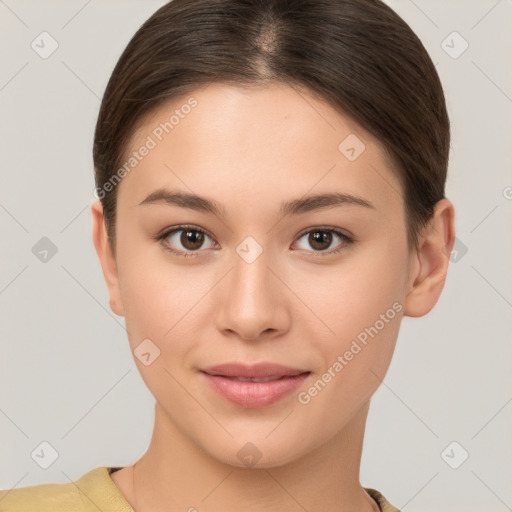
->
[[231, 234, 274, 304], [217, 234, 285, 339]]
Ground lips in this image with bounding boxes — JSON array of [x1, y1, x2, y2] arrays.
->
[[200, 362, 311, 408], [226, 375, 287, 382], [201, 362, 310, 379]]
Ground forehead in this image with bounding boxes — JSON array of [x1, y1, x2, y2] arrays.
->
[[118, 82, 402, 216]]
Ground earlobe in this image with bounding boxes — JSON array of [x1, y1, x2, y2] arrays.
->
[[403, 198, 456, 318], [91, 200, 125, 317]]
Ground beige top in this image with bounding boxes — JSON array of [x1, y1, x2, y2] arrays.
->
[[0, 466, 401, 511]]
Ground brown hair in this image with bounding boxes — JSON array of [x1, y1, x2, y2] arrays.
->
[[93, 0, 450, 255]]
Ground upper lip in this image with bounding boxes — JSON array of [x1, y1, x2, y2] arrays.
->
[[201, 362, 310, 378]]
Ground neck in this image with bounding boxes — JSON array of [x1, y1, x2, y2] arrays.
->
[[130, 401, 379, 512]]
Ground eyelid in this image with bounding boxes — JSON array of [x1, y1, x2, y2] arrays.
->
[[157, 224, 214, 241], [294, 224, 353, 241], [157, 224, 217, 255], [292, 226, 354, 257]]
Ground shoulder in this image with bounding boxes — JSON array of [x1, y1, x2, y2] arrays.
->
[[0, 479, 84, 511], [0, 466, 115, 512]]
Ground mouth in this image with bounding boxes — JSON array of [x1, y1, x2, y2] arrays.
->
[[199, 363, 311, 408], [201, 361, 310, 379], [205, 374, 309, 382]]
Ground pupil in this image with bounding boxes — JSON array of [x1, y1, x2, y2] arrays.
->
[[310, 231, 332, 251]]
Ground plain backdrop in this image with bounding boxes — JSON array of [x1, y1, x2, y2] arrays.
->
[[1, 1, 511, 511]]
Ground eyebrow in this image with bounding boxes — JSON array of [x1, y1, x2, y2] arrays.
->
[[138, 188, 375, 218]]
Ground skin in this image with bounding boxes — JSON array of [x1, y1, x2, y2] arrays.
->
[[91, 82, 455, 512]]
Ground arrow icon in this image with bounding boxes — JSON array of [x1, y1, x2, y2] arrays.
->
[[338, 134, 365, 161], [34, 448, 45, 458], [441, 440, 469, 469], [441, 31, 468, 59], [31, 31, 59, 59], [236, 236, 263, 263], [31, 440, 59, 468], [134, 339, 161, 366]]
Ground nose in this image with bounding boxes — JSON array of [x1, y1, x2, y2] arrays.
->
[[215, 244, 290, 341]]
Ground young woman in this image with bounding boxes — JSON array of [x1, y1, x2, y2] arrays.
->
[[0, 0, 455, 510]]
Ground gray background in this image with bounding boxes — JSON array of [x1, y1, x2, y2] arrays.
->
[[1, 1, 511, 511]]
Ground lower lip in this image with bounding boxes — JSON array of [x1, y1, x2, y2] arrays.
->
[[201, 372, 310, 408]]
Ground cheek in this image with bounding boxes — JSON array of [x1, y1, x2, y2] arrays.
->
[[116, 246, 181, 343], [117, 246, 216, 359], [293, 256, 403, 425], [297, 245, 405, 334], [291, 238, 406, 378], [116, 254, 198, 395]]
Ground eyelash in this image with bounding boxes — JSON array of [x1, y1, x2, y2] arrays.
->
[[156, 224, 354, 258]]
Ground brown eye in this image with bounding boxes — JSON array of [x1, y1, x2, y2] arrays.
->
[[159, 225, 216, 256], [293, 227, 353, 255], [180, 229, 205, 250], [308, 231, 333, 251]]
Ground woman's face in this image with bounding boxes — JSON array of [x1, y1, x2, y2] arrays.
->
[[97, 83, 418, 467]]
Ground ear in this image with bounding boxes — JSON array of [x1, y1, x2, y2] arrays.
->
[[91, 200, 125, 317], [403, 198, 456, 317]]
